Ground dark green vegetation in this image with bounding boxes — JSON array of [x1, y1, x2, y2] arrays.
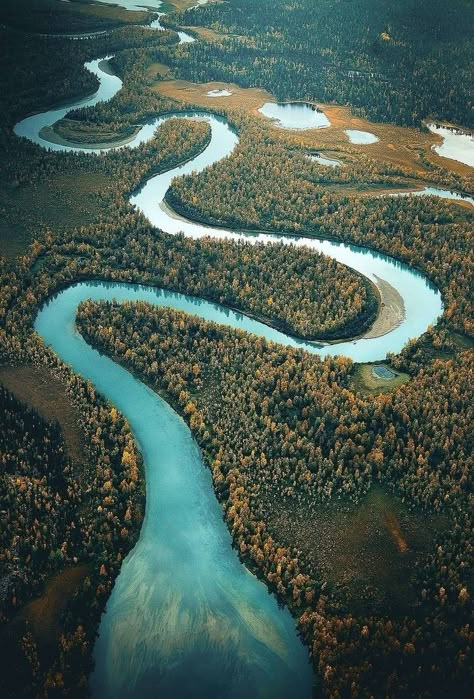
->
[[175, 0, 474, 127], [77, 300, 472, 698], [268, 486, 448, 615], [0, 0, 473, 697], [0, 378, 144, 697], [0, 0, 151, 34]]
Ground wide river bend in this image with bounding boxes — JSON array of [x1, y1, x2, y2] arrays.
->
[[14, 21, 444, 699]]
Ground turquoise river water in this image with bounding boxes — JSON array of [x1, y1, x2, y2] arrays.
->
[[11, 8, 453, 697]]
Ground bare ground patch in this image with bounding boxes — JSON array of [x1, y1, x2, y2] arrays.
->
[[0, 365, 87, 465]]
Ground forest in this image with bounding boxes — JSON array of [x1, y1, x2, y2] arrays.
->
[[173, 0, 474, 127], [0, 0, 472, 697], [163, 115, 473, 336], [76, 299, 472, 698], [0, 370, 145, 697]]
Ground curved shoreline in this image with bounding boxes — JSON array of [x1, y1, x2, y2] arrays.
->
[[14, 55, 425, 356], [34, 280, 315, 698], [158, 196, 404, 342], [14, 51, 440, 361]]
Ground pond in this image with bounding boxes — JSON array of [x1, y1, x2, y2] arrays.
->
[[307, 153, 341, 167], [207, 89, 233, 97], [345, 129, 379, 144], [258, 102, 330, 130], [389, 186, 474, 208], [372, 365, 396, 379]]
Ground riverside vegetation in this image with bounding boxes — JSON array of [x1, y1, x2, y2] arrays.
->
[[0, 0, 473, 697], [76, 300, 472, 699]]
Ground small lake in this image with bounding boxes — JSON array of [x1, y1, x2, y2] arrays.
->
[[259, 102, 330, 130], [345, 129, 379, 144], [307, 153, 341, 167], [427, 123, 474, 168], [372, 365, 396, 379], [91, 0, 164, 9]]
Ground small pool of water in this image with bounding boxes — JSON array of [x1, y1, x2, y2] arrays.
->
[[345, 129, 379, 144], [427, 122, 474, 168], [372, 365, 396, 379], [259, 102, 330, 130], [207, 89, 233, 97], [307, 153, 341, 167]]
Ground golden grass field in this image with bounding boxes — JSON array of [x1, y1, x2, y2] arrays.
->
[[153, 78, 474, 181], [351, 363, 410, 396]]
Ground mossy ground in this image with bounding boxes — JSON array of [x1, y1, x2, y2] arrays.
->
[[0, 365, 87, 465], [267, 486, 447, 615], [351, 363, 410, 396], [0, 171, 107, 259]]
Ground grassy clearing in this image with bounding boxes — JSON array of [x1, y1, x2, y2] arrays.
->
[[0, 171, 108, 259], [351, 363, 410, 396], [153, 78, 474, 181], [267, 486, 447, 615], [19, 565, 90, 651], [72, 2, 149, 24], [146, 61, 174, 81], [182, 25, 230, 42], [152, 77, 274, 112], [167, 0, 222, 10], [0, 365, 87, 465], [0, 0, 149, 31]]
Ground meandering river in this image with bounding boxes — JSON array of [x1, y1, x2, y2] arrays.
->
[[13, 8, 447, 697]]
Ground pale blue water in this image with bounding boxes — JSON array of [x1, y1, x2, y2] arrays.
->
[[372, 365, 396, 379], [14, 57, 123, 153], [259, 102, 330, 130], [17, 30, 444, 698], [207, 89, 233, 97], [93, 0, 163, 10], [35, 282, 314, 699], [345, 129, 379, 144], [427, 123, 474, 168]]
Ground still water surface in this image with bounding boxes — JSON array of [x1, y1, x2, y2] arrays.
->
[[259, 102, 330, 129], [427, 123, 474, 168], [345, 129, 379, 144]]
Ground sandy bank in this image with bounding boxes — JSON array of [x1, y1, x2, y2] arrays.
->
[[364, 276, 405, 339]]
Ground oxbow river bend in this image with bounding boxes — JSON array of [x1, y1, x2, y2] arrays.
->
[[14, 18, 446, 698]]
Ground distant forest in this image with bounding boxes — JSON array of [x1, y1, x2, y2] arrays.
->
[[172, 0, 474, 127]]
